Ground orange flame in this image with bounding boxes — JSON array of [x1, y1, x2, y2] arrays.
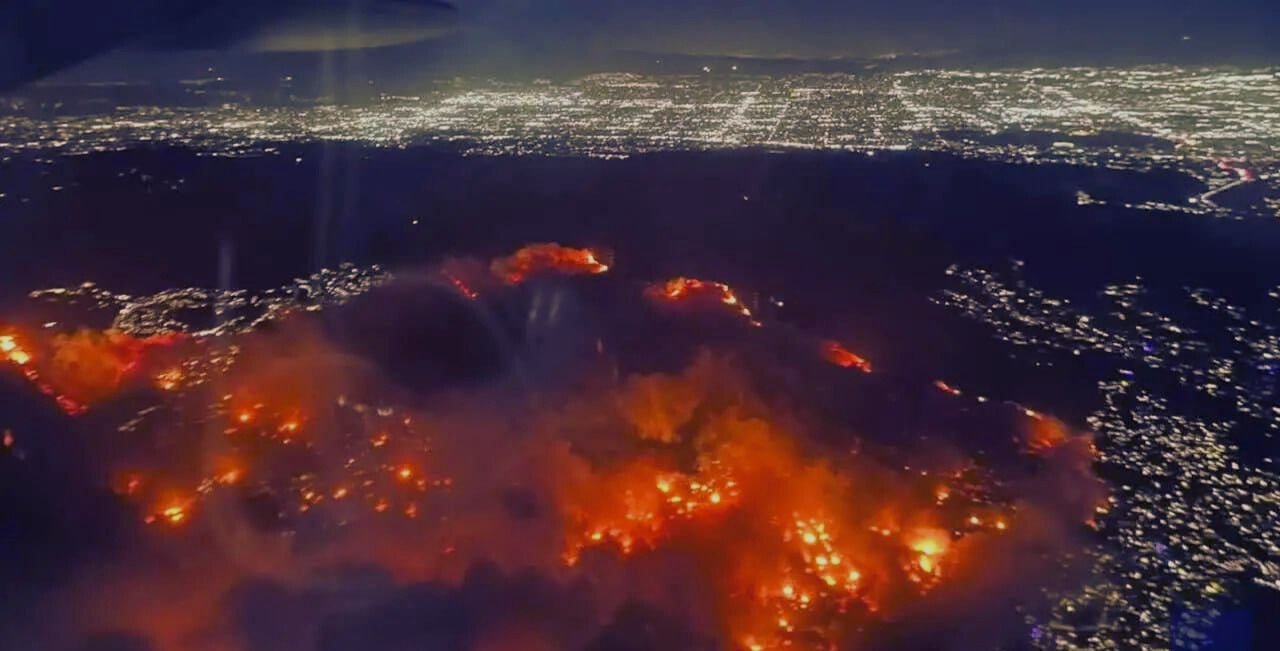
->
[[645, 277, 761, 326], [1024, 414, 1097, 460], [557, 358, 1015, 648], [2, 330, 87, 414], [5, 254, 1104, 651], [933, 380, 962, 397], [490, 243, 610, 284], [822, 340, 873, 373], [2, 327, 185, 413]]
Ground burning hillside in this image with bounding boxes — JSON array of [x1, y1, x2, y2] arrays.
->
[[0, 243, 1104, 651]]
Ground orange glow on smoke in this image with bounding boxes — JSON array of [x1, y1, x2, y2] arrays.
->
[[143, 495, 195, 527], [2, 330, 87, 414], [1025, 415, 1070, 453], [1023, 413, 1097, 461], [490, 243, 610, 284], [645, 277, 762, 326], [2, 327, 184, 414], [112, 369, 448, 528], [907, 528, 950, 577], [95, 346, 1038, 650], [822, 340, 873, 373], [160, 505, 186, 525], [557, 358, 1014, 648], [212, 456, 243, 485], [3, 248, 1107, 651], [46, 329, 183, 403]]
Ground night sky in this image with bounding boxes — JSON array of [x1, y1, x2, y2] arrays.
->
[[3, 0, 1279, 89]]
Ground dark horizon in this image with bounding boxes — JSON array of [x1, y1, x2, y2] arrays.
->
[[4, 0, 1279, 90]]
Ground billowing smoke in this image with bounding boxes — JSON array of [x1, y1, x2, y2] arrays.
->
[[0, 243, 1104, 651]]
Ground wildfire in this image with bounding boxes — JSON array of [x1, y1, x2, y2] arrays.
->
[[161, 506, 186, 525], [1, 327, 185, 413], [2, 330, 87, 415], [46, 329, 184, 402], [3, 244, 1106, 651], [1025, 414, 1070, 453], [559, 358, 1018, 649], [155, 367, 184, 391], [821, 340, 872, 373], [490, 243, 610, 284], [933, 380, 962, 397], [442, 269, 479, 300], [143, 497, 195, 527], [1023, 413, 1098, 462], [1, 334, 30, 365], [109, 382, 450, 528], [907, 528, 950, 578], [562, 457, 741, 564], [645, 277, 762, 326]]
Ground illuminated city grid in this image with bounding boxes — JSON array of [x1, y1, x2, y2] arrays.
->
[[937, 263, 1280, 649], [2, 66, 1277, 217]]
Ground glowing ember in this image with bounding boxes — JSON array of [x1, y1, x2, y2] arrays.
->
[[443, 270, 479, 299], [155, 367, 183, 391], [821, 340, 873, 373], [110, 472, 144, 496], [145, 499, 193, 527], [933, 380, 962, 396], [110, 381, 448, 527], [490, 243, 610, 284], [1, 334, 31, 365]]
